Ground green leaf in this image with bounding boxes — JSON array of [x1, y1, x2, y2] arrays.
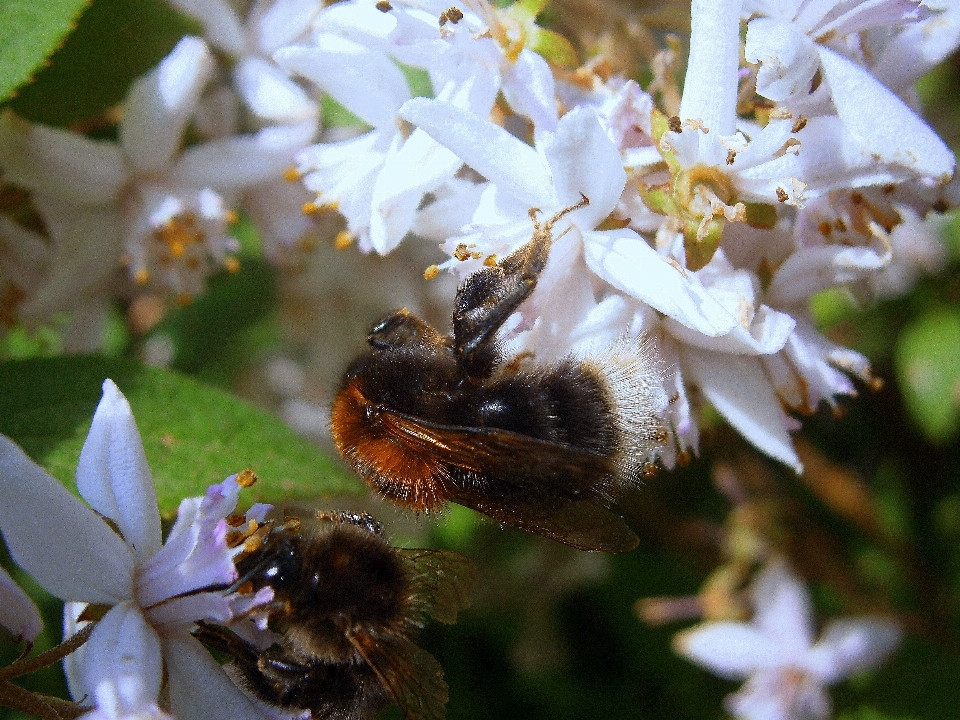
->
[[0, 0, 89, 104], [894, 307, 960, 444], [7, 0, 199, 126], [0, 356, 360, 516]]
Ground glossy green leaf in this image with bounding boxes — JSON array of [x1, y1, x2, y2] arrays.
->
[[894, 307, 960, 444], [0, 356, 360, 517], [7, 0, 198, 126], [0, 0, 89, 103]]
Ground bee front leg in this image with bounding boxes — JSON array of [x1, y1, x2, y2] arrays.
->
[[452, 194, 589, 375]]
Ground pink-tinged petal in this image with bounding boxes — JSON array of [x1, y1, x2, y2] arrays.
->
[[542, 107, 626, 227], [82, 602, 163, 709], [0, 436, 134, 604], [234, 57, 318, 123], [370, 128, 462, 254], [399, 97, 555, 207], [165, 0, 246, 55], [0, 565, 42, 642], [0, 112, 126, 204], [121, 37, 216, 173], [76, 380, 162, 562], [173, 121, 316, 190], [806, 617, 902, 684], [745, 18, 820, 102], [165, 635, 273, 720], [582, 229, 739, 336], [725, 667, 831, 720], [253, 0, 322, 53], [501, 48, 558, 133], [674, 622, 776, 679], [683, 349, 803, 471], [818, 45, 955, 180], [275, 39, 410, 128], [750, 562, 815, 662], [145, 591, 236, 632], [679, 0, 742, 136]]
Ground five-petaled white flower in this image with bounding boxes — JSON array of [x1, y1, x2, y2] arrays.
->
[[675, 561, 902, 720], [0, 380, 273, 720]]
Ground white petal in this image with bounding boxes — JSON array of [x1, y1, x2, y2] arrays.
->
[[253, 0, 322, 53], [768, 244, 890, 305], [674, 622, 776, 679], [683, 349, 803, 471], [745, 18, 820, 102], [873, 6, 960, 92], [751, 561, 815, 660], [806, 617, 902, 684], [173, 121, 316, 190], [18, 204, 124, 325], [679, 0, 742, 135], [582, 230, 739, 336], [0, 565, 42, 642], [234, 57, 318, 123], [542, 106, 626, 226], [82, 602, 163, 711], [501, 48, 558, 133], [370, 127, 462, 253], [165, 0, 246, 55], [400, 97, 555, 207], [665, 304, 795, 355], [165, 636, 273, 720], [121, 37, 216, 173], [0, 435, 134, 603], [76, 380, 162, 563], [818, 45, 955, 180], [275, 39, 410, 128], [726, 667, 831, 720], [0, 112, 126, 204]]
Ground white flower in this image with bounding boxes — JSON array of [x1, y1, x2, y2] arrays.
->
[[0, 565, 42, 644], [0, 37, 309, 304], [167, 0, 322, 125], [675, 561, 902, 720], [0, 380, 272, 720], [743, 0, 955, 181]]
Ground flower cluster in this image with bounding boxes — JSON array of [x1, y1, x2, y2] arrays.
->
[[4, 0, 955, 467], [0, 380, 275, 720]]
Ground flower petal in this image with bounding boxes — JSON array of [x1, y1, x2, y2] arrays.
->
[[165, 635, 273, 720], [750, 561, 815, 661], [82, 602, 164, 711], [0, 435, 134, 603], [121, 36, 216, 173], [233, 57, 318, 123], [674, 622, 776, 679], [745, 17, 820, 102], [400, 97, 555, 207], [275, 39, 410, 128], [542, 106, 626, 226], [165, 0, 246, 55], [679, 0, 742, 135], [0, 565, 42, 642], [683, 348, 802, 471], [501, 48, 558, 133], [76, 380, 162, 563], [818, 45, 955, 180], [582, 229, 739, 336], [0, 112, 126, 204], [806, 617, 902, 684]]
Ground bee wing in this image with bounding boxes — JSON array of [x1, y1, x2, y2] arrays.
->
[[380, 409, 611, 492], [347, 628, 448, 720], [396, 548, 476, 624], [381, 410, 639, 552], [455, 491, 639, 552]]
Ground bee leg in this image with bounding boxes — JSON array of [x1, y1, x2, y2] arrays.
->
[[452, 193, 589, 375]]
